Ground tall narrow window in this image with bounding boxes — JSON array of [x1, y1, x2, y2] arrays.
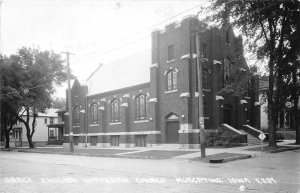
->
[[90, 103, 98, 124], [224, 58, 231, 84], [226, 29, 230, 45], [204, 102, 208, 117], [246, 80, 251, 97], [50, 117, 54, 125], [50, 130, 54, 137], [168, 45, 174, 61], [135, 94, 148, 120], [167, 72, 172, 90], [111, 99, 120, 122], [74, 106, 80, 125], [75, 86, 79, 97], [201, 43, 207, 58], [166, 69, 178, 91], [202, 68, 209, 89], [172, 70, 177, 89]]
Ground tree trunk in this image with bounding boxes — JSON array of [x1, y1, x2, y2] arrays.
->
[[26, 133, 34, 148], [4, 128, 10, 148], [292, 67, 300, 144], [295, 107, 300, 144], [2, 119, 10, 148], [25, 124, 34, 148], [294, 96, 300, 144], [268, 58, 277, 147]]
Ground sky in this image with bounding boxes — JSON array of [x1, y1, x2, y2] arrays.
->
[[1, 0, 209, 98]]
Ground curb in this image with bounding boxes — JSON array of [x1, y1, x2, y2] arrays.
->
[[2, 149, 169, 160], [207, 154, 252, 163], [269, 146, 300, 153]]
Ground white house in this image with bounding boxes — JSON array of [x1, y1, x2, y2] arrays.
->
[[10, 108, 59, 147]]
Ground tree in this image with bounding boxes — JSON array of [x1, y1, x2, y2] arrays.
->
[[51, 97, 66, 109], [0, 47, 67, 148], [217, 34, 252, 97], [0, 55, 23, 148], [207, 0, 300, 147]]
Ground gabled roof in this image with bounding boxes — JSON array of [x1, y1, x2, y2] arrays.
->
[[87, 50, 151, 96], [55, 106, 66, 113], [37, 108, 59, 117], [20, 108, 59, 117]]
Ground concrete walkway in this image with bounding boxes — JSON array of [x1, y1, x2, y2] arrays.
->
[[1, 140, 298, 160]]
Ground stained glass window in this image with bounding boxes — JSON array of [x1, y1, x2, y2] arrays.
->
[[74, 106, 80, 125], [135, 94, 148, 120], [224, 58, 231, 84], [90, 103, 98, 124], [111, 99, 120, 122], [202, 68, 209, 89], [166, 69, 178, 91]]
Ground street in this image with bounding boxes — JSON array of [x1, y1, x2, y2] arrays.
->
[[0, 150, 299, 193]]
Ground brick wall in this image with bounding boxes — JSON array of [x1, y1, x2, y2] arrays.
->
[[63, 16, 260, 147]]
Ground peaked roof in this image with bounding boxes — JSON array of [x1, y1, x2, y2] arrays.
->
[[87, 50, 151, 96], [38, 108, 59, 117], [20, 108, 59, 117], [56, 106, 66, 113]]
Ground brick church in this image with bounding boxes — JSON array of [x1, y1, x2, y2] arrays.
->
[[63, 16, 260, 148]]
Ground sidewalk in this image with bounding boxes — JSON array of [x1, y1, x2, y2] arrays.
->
[[1, 140, 299, 161]]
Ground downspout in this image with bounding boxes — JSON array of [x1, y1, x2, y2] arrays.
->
[[85, 95, 88, 147]]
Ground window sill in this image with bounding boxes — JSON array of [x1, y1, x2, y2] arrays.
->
[[89, 124, 99, 126], [109, 122, 122, 125], [165, 89, 178, 94], [166, 59, 175, 64], [134, 120, 149, 124]]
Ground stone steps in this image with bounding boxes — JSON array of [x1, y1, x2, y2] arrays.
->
[[240, 130, 263, 146]]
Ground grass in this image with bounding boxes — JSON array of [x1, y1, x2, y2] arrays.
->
[[121, 150, 198, 159], [2, 147, 137, 155]]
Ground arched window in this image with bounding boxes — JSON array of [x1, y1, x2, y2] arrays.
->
[[90, 103, 98, 124], [111, 99, 120, 122], [166, 69, 178, 91], [74, 106, 80, 126], [224, 58, 231, 84], [135, 94, 148, 120], [246, 80, 251, 96], [202, 68, 209, 89], [204, 102, 208, 117], [226, 29, 230, 45]]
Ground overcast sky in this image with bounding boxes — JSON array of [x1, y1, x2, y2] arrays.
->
[[1, 0, 210, 98]]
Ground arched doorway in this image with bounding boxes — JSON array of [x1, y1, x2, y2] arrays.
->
[[165, 113, 180, 144], [223, 104, 232, 126]]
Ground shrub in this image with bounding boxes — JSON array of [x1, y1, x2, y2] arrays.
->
[[276, 132, 285, 141], [205, 128, 241, 147]]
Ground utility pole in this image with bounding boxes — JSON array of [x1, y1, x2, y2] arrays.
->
[[0, 1, 2, 54], [0, 1, 3, 133], [62, 51, 75, 153], [196, 27, 206, 158]]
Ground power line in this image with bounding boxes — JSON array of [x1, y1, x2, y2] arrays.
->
[[71, 34, 149, 65], [69, 2, 205, 64]]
